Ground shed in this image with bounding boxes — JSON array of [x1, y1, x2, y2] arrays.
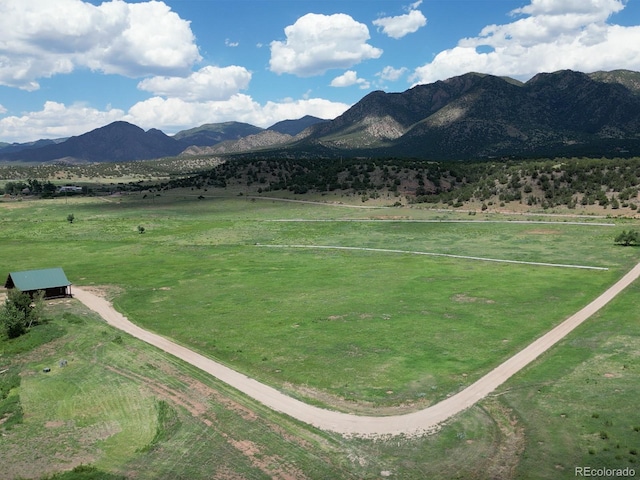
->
[[4, 268, 71, 299]]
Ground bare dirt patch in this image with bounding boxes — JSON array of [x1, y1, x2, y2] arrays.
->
[[225, 435, 309, 480], [15, 335, 70, 366], [75, 284, 124, 302], [45, 420, 65, 428], [228, 438, 261, 457], [151, 359, 260, 423], [1, 417, 101, 480], [451, 293, 495, 304], [105, 365, 215, 426], [371, 215, 410, 220], [214, 466, 250, 480], [482, 399, 525, 479], [0, 199, 33, 210], [525, 229, 563, 235]]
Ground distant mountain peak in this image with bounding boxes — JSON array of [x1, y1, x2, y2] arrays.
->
[[293, 68, 640, 159], [173, 122, 263, 147], [267, 116, 328, 136], [2, 120, 182, 162], [3, 69, 640, 163]]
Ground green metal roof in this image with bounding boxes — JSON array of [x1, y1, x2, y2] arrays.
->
[[5, 268, 71, 291]]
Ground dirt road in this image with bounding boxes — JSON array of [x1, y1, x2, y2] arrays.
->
[[257, 244, 610, 270], [73, 261, 640, 438]]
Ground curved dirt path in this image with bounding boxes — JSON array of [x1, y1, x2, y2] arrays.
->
[[73, 261, 640, 438]]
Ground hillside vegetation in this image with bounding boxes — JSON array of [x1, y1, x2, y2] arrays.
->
[[162, 156, 640, 213], [4, 155, 640, 215]]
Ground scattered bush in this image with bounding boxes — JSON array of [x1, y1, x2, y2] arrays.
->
[[43, 464, 126, 479], [0, 290, 45, 339], [614, 230, 640, 246]]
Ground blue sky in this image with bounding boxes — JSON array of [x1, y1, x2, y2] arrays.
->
[[1, 0, 639, 143]]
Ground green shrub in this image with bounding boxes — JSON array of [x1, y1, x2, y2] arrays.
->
[[43, 464, 126, 480], [614, 230, 640, 246]]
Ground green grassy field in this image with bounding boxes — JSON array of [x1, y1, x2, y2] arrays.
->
[[1, 191, 640, 479], [502, 280, 640, 479], [2, 284, 638, 479], [1, 193, 636, 407], [0, 296, 525, 480]]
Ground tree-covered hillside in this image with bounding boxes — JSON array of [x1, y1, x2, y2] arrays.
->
[[164, 156, 640, 211]]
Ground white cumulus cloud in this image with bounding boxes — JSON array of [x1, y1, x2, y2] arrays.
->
[[0, 96, 350, 143], [138, 66, 252, 102], [269, 13, 382, 77], [0, 0, 201, 91], [259, 98, 351, 126], [330, 71, 371, 89], [511, 0, 625, 17], [373, 2, 427, 39], [411, 0, 640, 85], [125, 95, 350, 131], [377, 66, 409, 82], [0, 101, 125, 143]]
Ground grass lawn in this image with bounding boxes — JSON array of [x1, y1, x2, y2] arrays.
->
[[0, 306, 158, 479], [0, 302, 357, 479], [117, 246, 618, 410], [1, 193, 639, 410]]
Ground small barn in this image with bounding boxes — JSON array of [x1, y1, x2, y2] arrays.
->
[[4, 267, 71, 299]]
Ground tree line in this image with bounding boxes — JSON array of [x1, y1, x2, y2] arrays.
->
[[159, 156, 640, 211], [5, 155, 640, 212]]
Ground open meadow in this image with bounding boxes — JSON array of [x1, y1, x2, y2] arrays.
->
[[1, 191, 639, 479]]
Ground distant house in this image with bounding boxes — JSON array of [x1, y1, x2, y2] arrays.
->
[[58, 186, 83, 194], [4, 267, 72, 299]]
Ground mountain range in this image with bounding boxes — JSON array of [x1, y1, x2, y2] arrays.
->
[[0, 116, 328, 163], [2, 69, 640, 163], [293, 69, 640, 159]]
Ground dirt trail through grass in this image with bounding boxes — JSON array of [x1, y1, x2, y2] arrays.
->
[[256, 244, 610, 270], [73, 261, 640, 437]]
